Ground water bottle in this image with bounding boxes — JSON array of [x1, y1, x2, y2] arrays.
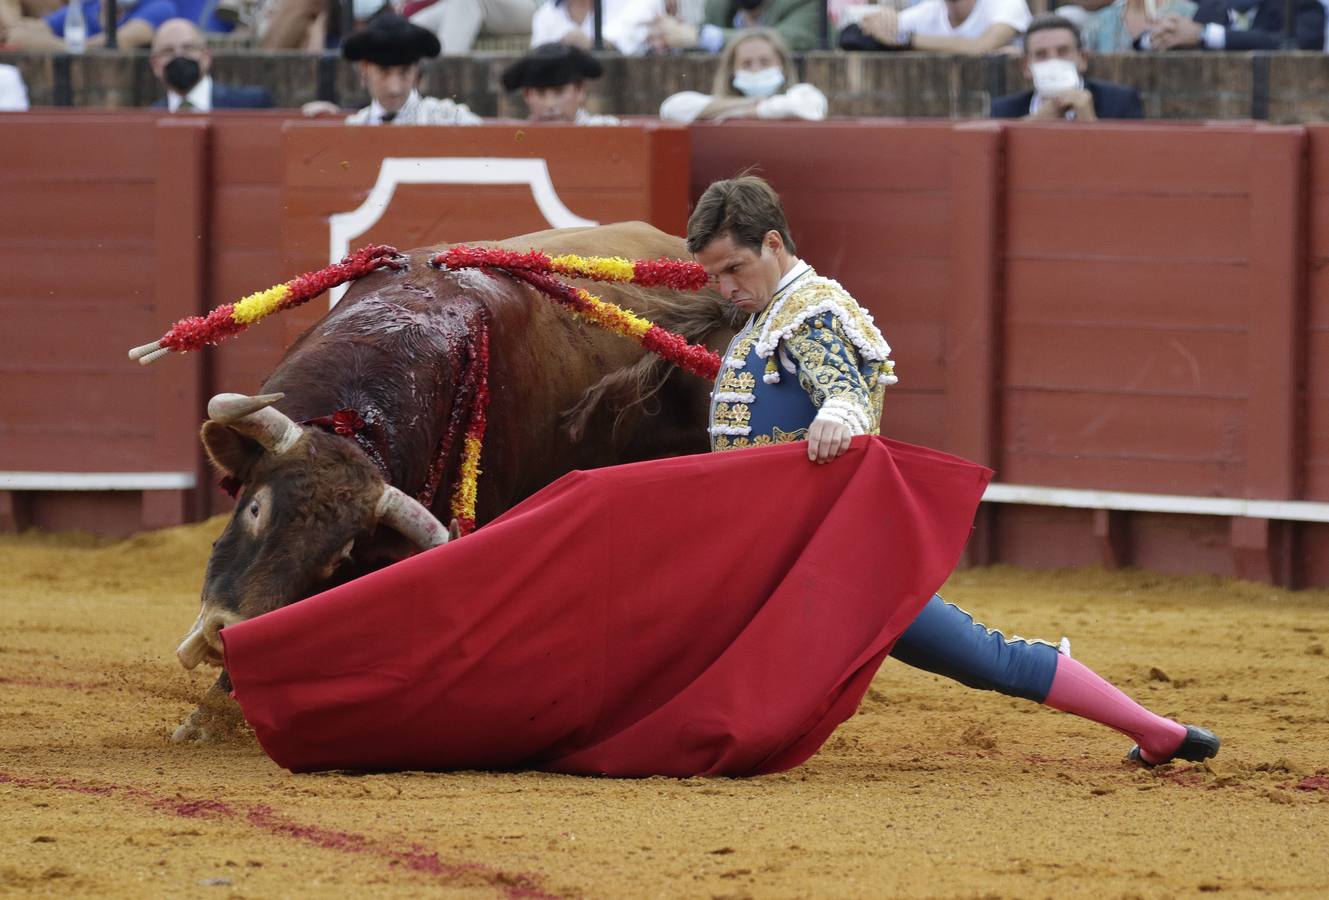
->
[[64, 0, 87, 54]]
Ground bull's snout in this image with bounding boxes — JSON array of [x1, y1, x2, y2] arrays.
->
[[177, 606, 243, 670]]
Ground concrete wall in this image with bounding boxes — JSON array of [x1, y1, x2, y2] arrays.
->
[[3, 50, 1329, 122]]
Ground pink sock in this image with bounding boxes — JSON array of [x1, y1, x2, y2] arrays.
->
[[1043, 656, 1188, 763]]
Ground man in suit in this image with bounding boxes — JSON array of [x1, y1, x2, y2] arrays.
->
[[991, 14, 1143, 120], [648, 0, 820, 52], [1140, 0, 1324, 50], [151, 18, 273, 112]]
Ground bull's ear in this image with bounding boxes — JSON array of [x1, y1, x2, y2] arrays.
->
[[200, 421, 265, 480]]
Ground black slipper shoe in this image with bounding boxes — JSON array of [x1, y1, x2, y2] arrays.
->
[[1126, 725, 1220, 767]]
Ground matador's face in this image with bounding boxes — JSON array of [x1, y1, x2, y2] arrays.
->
[[694, 231, 786, 316]]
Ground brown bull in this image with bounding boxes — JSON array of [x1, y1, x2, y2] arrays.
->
[[174, 221, 739, 741]]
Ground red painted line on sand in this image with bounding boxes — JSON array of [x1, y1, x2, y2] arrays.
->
[[1290, 775, 1329, 792], [0, 772, 556, 899]]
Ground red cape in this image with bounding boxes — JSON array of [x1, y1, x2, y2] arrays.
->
[[222, 437, 990, 776]]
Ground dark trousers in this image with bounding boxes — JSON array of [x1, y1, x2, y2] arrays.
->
[[890, 595, 1060, 702]]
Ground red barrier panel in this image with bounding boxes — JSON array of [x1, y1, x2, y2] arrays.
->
[[0, 114, 689, 529], [3, 114, 1328, 586]]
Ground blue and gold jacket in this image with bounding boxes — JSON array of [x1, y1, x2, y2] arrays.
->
[[709, 262, 897, 451]]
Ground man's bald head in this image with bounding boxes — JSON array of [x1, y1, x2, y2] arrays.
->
[[150, 18, 211, 85]]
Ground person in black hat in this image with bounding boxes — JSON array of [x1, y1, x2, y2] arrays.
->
[[303, 12, 483, 125], [500, 42, 620, 126]]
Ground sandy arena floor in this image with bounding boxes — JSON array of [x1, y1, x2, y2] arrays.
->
[[1, 518, 1327, 899]]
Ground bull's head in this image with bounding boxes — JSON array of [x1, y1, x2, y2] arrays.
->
[[177, 392, 449, 670]]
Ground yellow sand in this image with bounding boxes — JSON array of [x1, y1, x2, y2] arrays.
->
[[2, 518, 1327, 898]]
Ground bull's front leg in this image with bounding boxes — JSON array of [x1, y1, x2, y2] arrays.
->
[[173, 670, 246, 743]]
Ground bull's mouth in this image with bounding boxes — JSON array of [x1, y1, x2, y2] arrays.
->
[[177, 606, 242, 670]]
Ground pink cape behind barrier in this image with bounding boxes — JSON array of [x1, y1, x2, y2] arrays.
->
[[222, 437, 991, 776]]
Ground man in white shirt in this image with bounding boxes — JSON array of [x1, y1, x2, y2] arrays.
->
[[304, 12, 482, 125], [150, 19, 274, 112], [500, 42, 621, 125], [845, 0, 1031, 52], [0, 63, 29, 112]]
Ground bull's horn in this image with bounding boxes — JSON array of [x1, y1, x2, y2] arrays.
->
[[207, 392, 302, 455], [176, 606, 241, 670], [376, 485, 450, 550]]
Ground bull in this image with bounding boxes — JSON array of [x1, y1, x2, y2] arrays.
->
[[173, 222, 739, 742]]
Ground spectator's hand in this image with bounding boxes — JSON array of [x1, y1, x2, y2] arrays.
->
[[1063, 88, 1097, 121], [648, 14, 699, 50], [1151, 14, 1203, 49], [302, 100, 342, 117], [858, 8, 901, 46], [756, 83, 828, 120], [807, 417, 853, 464], [561, 27, 592, 49]]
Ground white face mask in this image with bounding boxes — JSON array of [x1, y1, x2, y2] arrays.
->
[[1029, 58, 1081, 96], [353, 0, 386, 20], [732, 66, 785, 99]]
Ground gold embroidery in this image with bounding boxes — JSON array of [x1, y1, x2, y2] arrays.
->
[[712, 401, 751, 429], [716, 369, 756, 394], [757, 280, 892, 366]]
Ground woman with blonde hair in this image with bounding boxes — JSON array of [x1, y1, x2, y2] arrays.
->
[[659, 27, 827, 123]]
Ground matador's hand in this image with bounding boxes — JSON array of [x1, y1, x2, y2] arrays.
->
[[807, 417, 853, 464]]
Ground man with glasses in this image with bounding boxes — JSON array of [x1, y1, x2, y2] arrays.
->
[[150, 18, 273, 111]]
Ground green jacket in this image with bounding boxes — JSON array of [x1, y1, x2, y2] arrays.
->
[[703, 0, 822, 51]]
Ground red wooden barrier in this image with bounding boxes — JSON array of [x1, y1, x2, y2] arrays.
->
[[3, 113, 1329, 587]]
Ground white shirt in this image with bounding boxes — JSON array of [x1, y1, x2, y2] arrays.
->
[[899, 0, 1030, 43], [346, 90, 484, 126], [168, 75, 213, 113], [603, 0, 704, 55], [531, 0, 595, 45], [574, 108, 622, 125], [0, 64, 29, 112], [659, 84, 827, 124]]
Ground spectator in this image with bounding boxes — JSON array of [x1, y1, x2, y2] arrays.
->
[[1080, 0, 1197, 51], [659, 27, 827, 122], [501, 41, 621, 124], [532, 0, 602, 45], [303, 12, 483, 124], [0, 62, 28, 110], [1137, 0, 1324, 49], [254, 0, 369, 50], [0, 0, 174, 49], [648, 0, 821, 53], [601, 0, 704, 54], [409, 0, 538, 54], [990, 14, 1143, 119], [839, 0, 1032, 53], [150, 18, 273, 110]]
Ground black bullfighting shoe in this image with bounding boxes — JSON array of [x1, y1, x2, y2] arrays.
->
[[1126, 725, 1221, 767]]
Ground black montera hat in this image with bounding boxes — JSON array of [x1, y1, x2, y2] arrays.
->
[[342, 13, 441, 67], [501, 43, 602, 91]]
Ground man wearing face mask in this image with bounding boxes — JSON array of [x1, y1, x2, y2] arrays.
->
[[500, 43, 621, 125], [150, 18, 274, 112], [649, 0, 821, 53], [302, 13, 483, 125], [990, 15, 1142, 120], [659, 28, 826, 123]]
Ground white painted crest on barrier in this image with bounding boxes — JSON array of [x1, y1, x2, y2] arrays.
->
[[327, 157, 599, 305]]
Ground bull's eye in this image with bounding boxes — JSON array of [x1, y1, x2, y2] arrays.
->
[[249, 500, 260, 518]]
